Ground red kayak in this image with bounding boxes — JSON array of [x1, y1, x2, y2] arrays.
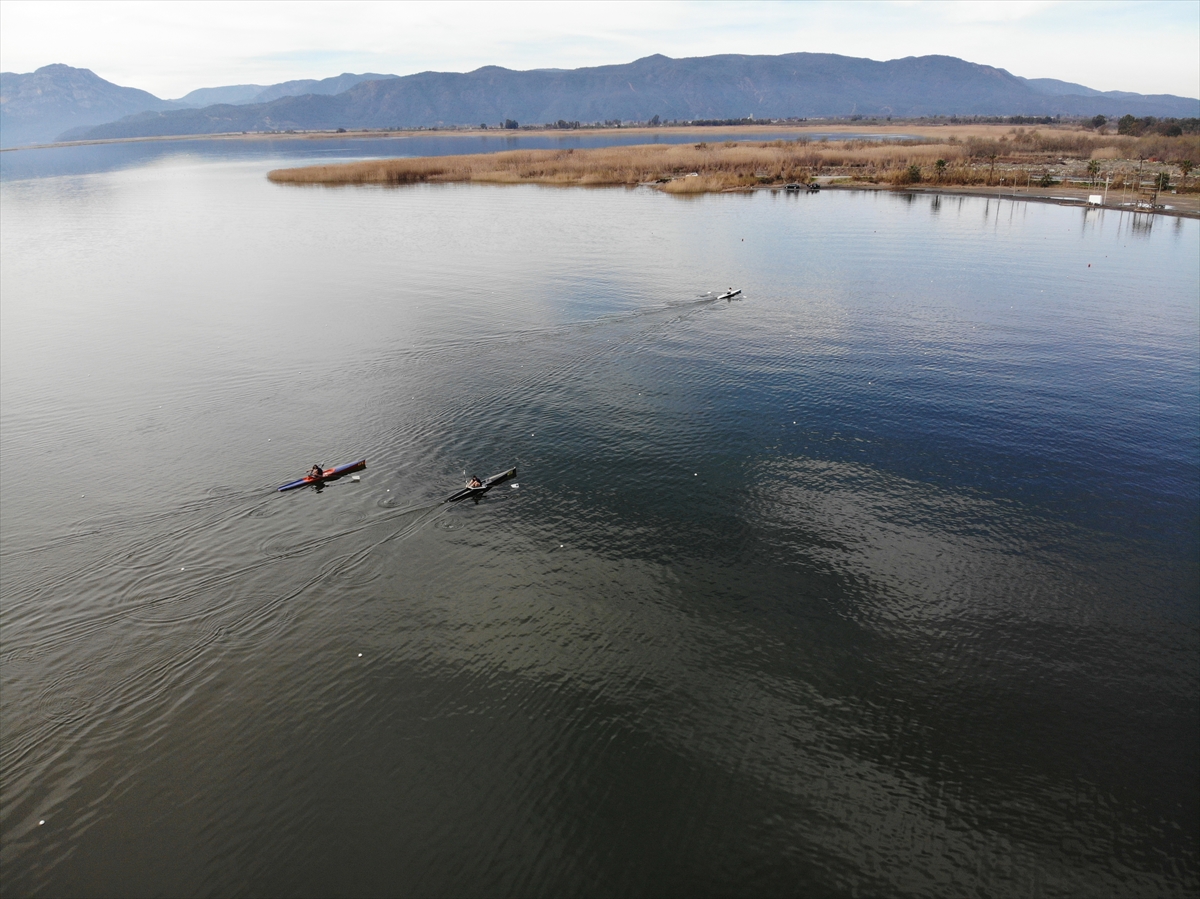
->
[[278, 459, 366, 492]]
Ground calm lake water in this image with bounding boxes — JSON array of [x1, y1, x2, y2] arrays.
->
[[1, 142, 1197, 898], [0, 130, 899, 182]]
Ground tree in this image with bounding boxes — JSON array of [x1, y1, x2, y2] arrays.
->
[[649, 114, 661, 126], [1087, 159, 1101, 183], [935, 159, 947, 181], [1155, 172, 1170, 191], [1180, 160, 1194, 189], [1117, 114, 1138, 135], [906, 164, 922, 183], [504, 119, 518, 130], [1090, 114, 1107, 131]]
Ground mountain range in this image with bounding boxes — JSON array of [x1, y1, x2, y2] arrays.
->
[[173, 72, 399, 108], [2, 54, 1196, 148]]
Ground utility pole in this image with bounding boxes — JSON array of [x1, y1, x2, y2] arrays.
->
[[1104, 173, 1110, 205]]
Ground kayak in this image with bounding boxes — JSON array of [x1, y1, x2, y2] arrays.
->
[[278, 459, 366, 492], [718, 288, 742, 300], [445, 467, 517, 503]]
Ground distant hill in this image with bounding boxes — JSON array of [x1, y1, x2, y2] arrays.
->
[[248, 72, 399, 104], [173, 84, 267, 107], [0, 64, 179, 147], [0, 66, 402, 146], [172, 72, 399, 107], [64, 53, 1200, 143]]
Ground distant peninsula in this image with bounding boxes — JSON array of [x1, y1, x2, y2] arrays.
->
[[267, 123, 1199, 215]]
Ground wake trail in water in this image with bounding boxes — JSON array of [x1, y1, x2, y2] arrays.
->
[[0, 496, 448, 789], [1, 292, 728, 807], [357, 290, 739, 464], [1, 490, 444, 648]]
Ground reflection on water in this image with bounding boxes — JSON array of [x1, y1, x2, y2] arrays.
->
[[1, 160, 1197, 897], [0, 130, 908, 182]]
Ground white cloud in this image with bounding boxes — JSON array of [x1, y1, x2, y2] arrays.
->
[[1, 0, 1195, 99]]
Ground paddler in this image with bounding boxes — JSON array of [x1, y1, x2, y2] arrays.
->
[[467, 476, 483, 488], [309, 464, 324, 480]]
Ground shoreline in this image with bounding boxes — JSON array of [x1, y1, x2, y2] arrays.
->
[[818, 182, 1199, 218], [0, 121, 1084, 153], [7, 126, 1194, 217], [265, 140, 1200, 219]]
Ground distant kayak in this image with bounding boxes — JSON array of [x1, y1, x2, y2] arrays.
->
[[445, 467, 517, 503], [278, 459, 366, 492], [718, 288, 742, 300]]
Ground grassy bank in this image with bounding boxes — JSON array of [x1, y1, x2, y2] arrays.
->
[[267, 128, 1200, 195]]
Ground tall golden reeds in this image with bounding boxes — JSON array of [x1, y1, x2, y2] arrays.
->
[[267, 131, 1200, 194]]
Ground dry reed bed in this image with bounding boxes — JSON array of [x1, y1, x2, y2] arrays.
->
[[269, 143, 842, 189], [268, 132, 1200, 193]]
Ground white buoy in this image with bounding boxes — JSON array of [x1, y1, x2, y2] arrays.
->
[[351, 475, 360, 482]]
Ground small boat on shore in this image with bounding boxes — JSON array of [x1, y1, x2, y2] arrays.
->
[[278, 459, 366, 492], [718, 288, 742, 300], [445, 467, 517, 503]]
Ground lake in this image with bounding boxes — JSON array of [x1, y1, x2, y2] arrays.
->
[[0, 130, 905, 182], [1, 141, 1197, 898]]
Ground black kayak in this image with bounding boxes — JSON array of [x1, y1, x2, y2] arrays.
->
[[445, 467, 517, 503]]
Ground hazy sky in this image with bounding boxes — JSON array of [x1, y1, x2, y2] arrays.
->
[[2, 0, 1197, 100]]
